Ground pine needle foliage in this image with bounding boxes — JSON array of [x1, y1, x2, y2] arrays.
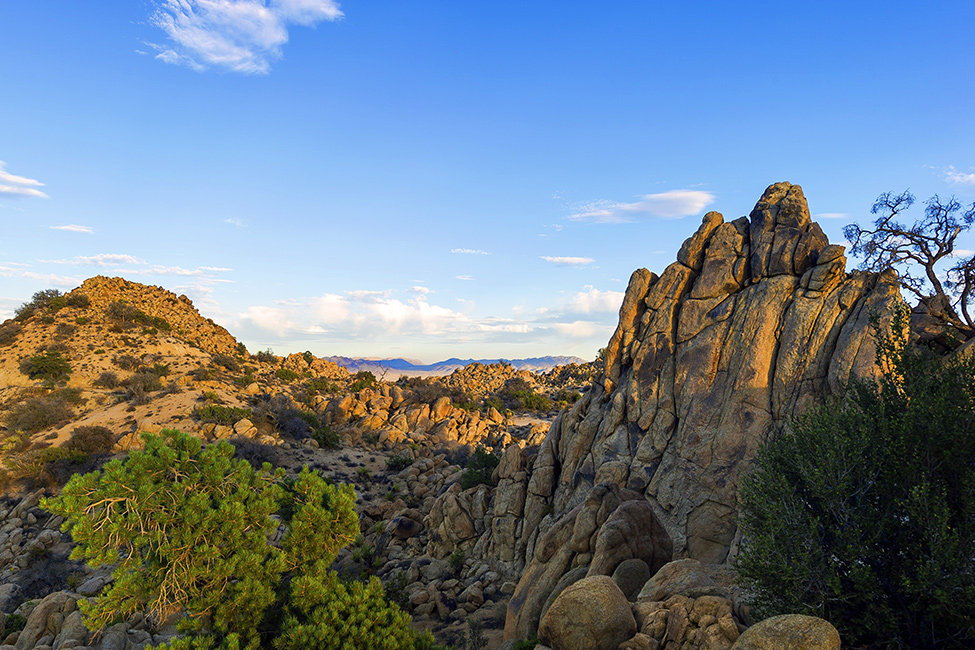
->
[[736, 305, 975, 648], [40, 430, 431, 649]]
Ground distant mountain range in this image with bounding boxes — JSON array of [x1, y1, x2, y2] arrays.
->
[[324, 355, 587, 378]]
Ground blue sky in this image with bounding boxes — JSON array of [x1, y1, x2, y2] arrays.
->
[[1, 1, 973, 361]]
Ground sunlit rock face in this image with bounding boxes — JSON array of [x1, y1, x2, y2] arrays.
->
[[499, 182, 903, 639]]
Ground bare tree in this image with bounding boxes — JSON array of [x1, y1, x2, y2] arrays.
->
[[844, 191, 975, 332]]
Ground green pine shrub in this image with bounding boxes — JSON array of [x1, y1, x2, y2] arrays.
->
[[275, 368, 300, 383], [194, 404, 253, 425], [736, 306, 975, 648], [349, 371, 377, 392], [42, 430, 432, 649], [459, 447, 500, 490], [19, 350, 72, 385]]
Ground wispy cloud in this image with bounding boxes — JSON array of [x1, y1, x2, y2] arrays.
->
[[43, 253, 144, 266], [455, 275, 473, 281], [50, 224, 94, 233], [450, 248, 491, 255], [943, 166, 975, 186], [541, 256, 595, 266], [570, 189, 715, 223], [0, 162, 48, 199], [149, 0, 343, 74], [564, 286, 624, 314], [0, 264, 80, 287], [224, 217, 246, 227]]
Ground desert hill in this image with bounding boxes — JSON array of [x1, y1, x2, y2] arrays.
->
[[326, 355, 587, 378]]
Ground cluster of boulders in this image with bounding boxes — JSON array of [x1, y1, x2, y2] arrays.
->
[[70, 277, 240, 357], [441, 363, 536, 399]]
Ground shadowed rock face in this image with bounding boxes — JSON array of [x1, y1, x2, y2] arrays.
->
[[500, 182, 903, 639]]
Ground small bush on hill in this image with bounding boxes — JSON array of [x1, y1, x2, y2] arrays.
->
[[93, 371, 120, 389], [302, 350, 314, 364], [19, 350, 72, 386], [54, 323, 77, 339], [113, 354, 140, 370], [512, 390, 552, 411], [255, 348, 276, 363], [737, 306, 975, 648], [106, 300, 172, 331], [212, 353, 241, 373], [65, 292, 90, 308], [0, 321, 23, 347], [305, 377, 337, 395], [65, 425, 116, 456], [386, 454, 413, 472], [195, 404, 253, 425], [125, 371, 162, 402], [350, 371, 377, 392], [15, 289, 66, 321], [276, 368, 300, 383], [460, 447, 500, 490], [190, 365, 212, 381]]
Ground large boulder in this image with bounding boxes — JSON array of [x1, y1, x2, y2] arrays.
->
[[731, 614, 840, 649], [538, 575, 636, 650]]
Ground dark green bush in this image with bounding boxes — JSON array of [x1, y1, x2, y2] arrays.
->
[[113, 354, 140, 370], [195, 404, 253, 425], [15, 289, 66, 320], [19, 350, 72, 385], [386, 454, 413, 472], [349, 371, 377, 392], [305, 377, 337, 395], [302, 351, 314, 364], [736, 307, 975, 648], [255, 349, 276, 363], [125, 371, 162, 396], [512, 390, 552, 411], [276, 368, 300, 383], [460, 447, 500, 490]]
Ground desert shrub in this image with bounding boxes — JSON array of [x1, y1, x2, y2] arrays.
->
[[15, 289, 66, 320], [41, 430, 428, 649], [255, 348, 276, 363], [511, 638, 539, 650], [386, 454, 413, 472], [448, 549, 466, 575], [0, 321, 22, 346], [105, 300, 142, 324], [19, 350, 72, 385], [74, 316, 89, 325], [236, 342, 248, 356], [201, 390, 222, 403], [1, 445, 93, 489], [147, 362, 170, 377], [6, 394, 73, 433], [190, 365, 212, 381], [305, 377, 337, 395], [302, 350, 314, 363], [212, 354, 241, 373], [512, 390, 552, 411], [65, 425, 116, 456], [113, 354, 141, 370], [275, 368, 300, 383], [195, 404, 253, 426], [484, 396, 504, 413], [736, 306, 975, 648], [460, 447, 500, 490], [234, 370, 257, 387], [552, 389, 581, 405], [268, 402, 337, 448], [125, 371, 162, 402], [65, 292, 90, 308], [54, 323, 77, 339], [1, 613, 26, 638], [93, 371, 120, 389], [349, 371, 377, 392]]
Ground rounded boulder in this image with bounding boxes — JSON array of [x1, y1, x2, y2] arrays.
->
[[731, 614, 840, 650], [538, 575, 636, 650]]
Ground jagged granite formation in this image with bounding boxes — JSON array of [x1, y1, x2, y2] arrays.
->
[[490, 182, 903, 639]]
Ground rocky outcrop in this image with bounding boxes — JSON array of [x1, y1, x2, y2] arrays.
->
[[538, 575, 636, 650], [72, 276, 241, 356], [494, 183, 902, 640], [731, 614, 840, 649]]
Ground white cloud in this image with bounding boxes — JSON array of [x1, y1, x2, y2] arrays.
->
[[951, 248, 974, 258], [944, 166, 975, 186], [546, 320, 607, 339], [149, 0, 343, 74], [0, 264, 79, 287], [0, 162, 48, 199], [541, 256, 595, 266], [450, 248, 491, 255], [50, 224, 94, 234], [224, 217, 246, 227], [456, 275, 473, 281], [565, 286, 624, 314], [411, 286, 432, 295], [815, 212, 848, 220], [43, 253, 144, 266], [570, 189, 715, 223]]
